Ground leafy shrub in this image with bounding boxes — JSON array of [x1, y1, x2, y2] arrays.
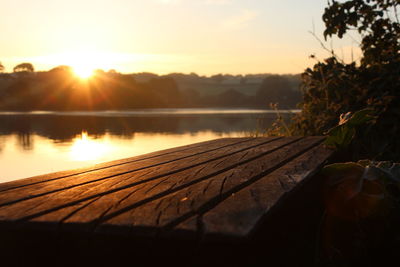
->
[[292, 0, 400, 161]]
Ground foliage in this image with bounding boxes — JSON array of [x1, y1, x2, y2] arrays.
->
[[0, 62, 4, 72], [322, 0, 400, 65], [324, 108, 376, 150], [256, 75, 301, 108], [292, 0, 400, 161], [210, 73, 225, 84], [13, 62, 34, 73], [264, 103, 293, 136]]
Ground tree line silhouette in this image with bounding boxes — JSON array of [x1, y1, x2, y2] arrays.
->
[[0, 64, 301, 111]]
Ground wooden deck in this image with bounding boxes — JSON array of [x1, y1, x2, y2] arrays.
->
[[0, 137, 333, 266]]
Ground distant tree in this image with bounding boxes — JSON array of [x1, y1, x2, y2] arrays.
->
[[93, 69, 106, 76], [182, 88, 201, 107], [256, 75, 299, 107], [0, 61, 4, 72], [147, 77, 182, 107], [211, 74, 224, 84], [216, 89, 249, 107], [13, 63, 34, 73], [49, 65, 73, 73]]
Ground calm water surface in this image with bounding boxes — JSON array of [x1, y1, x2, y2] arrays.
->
[[0, 109, 298, 183]]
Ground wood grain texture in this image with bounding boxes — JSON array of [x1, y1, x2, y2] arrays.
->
[[175, 143, 333, 239], [66, 137, 300, 230], [0, 137, 255, 206], [0, 137, 333, 244], [0, 137, 278, 221], [0, 137, 249, 193], [95, 137, 322, 235]]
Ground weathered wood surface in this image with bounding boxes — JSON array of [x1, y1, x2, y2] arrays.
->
[[0, 137, 333, 266]]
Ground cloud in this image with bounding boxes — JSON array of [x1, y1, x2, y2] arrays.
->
[[221, 9, 258, 30]]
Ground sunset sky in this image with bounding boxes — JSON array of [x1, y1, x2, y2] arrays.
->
[[0, 0, 360, 75]]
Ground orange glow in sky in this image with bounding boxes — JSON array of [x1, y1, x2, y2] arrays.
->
[[0, 0, 361, 75], [35, 50, 115, 78]]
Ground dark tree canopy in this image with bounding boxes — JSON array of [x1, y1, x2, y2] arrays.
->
[[293, 0, 400, 160], [211, 74, 224, 84], [256, 75, 301, 108], [49, 65, 73, 73], [13, 63, 34, 73], [323, 0, 400, 65]]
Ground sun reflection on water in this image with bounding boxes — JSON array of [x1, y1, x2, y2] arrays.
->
[[70, 131, 112, 161], [1, 131, 246, 183]]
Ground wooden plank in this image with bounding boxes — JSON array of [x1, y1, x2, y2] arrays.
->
[[59, 137, 300, 228], [175, 143, 333, 239], [0, 137, 333, 242], [20, 137, 290, 226], [94, 137, 325, 235], [0, 137, 256, 206], [0, 137, 283, 222], [0, 137, 334, 267], [0, 137, 249, 192]]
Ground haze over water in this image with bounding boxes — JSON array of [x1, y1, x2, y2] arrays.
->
[[0, 108, 296, 182]]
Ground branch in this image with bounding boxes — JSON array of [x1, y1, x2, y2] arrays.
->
[[308, 30, 345, 64]]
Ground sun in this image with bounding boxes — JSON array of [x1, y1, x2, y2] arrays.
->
[[73, 66, 94, 79], [46, 50, 108, 79], [40, 49, 131, 78]]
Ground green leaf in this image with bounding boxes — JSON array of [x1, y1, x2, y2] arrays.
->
[[325, 124, 356, 149], [324, 108, 376, 150], [344, 108, 376, 127]]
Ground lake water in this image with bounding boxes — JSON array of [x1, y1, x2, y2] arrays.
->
[[0, 109, 298, 183]]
